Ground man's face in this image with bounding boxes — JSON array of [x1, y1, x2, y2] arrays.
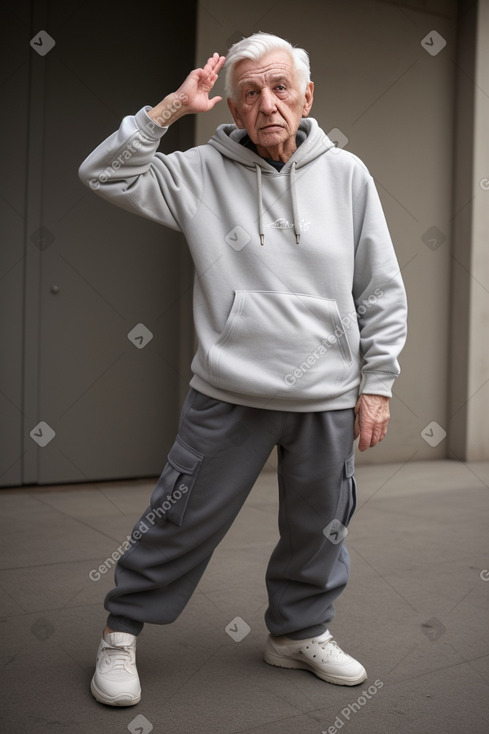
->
[[227, 49, 314, 161]]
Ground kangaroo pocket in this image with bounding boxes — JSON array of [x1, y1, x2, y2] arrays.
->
[[207, 290, 353, 399]]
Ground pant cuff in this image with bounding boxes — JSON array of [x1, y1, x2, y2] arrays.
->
[[285, 623, 329, 640], [107, 613, 144, 637]]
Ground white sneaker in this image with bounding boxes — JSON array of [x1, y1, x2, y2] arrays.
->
[[91, 632, 141, 706], [264, 629, 367, 686]]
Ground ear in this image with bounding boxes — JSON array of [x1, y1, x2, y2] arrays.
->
[[301, 81, 314, 118], [227, 97, 245, 128]]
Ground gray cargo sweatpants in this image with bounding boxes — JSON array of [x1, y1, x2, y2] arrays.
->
[[105, 388, 357, 639]]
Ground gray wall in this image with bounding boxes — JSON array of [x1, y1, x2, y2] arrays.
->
[[196, 0, 489, 464], [1, 0, 487, 486], [449, 0, 489, 461]]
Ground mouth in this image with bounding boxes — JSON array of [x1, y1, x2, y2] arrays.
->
[[260, 124, 284, 132]]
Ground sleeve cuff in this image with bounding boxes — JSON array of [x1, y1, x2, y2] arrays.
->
[[361, 371, 397, 397], [134, 106, 169, 139]]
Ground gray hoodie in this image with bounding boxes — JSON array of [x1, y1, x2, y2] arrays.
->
[[79, 107, 407, 411]]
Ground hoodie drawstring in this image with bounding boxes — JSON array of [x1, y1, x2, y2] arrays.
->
[[290, 162, 300, 245], [256, 164, 264, 246], [255, 161, 300, 246]]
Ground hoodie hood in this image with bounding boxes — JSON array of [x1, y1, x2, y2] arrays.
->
[[208, 118, 336, 245], [208, 117, 335, 170]]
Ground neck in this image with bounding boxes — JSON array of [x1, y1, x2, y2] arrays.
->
[[255, 140, 297, 163]]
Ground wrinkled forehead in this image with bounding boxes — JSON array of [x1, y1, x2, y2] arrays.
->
[[233, 50, 298, 90]]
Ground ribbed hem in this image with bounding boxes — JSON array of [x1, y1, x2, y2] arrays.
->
[[361, 371, 397, 397], [135, 106, 169, 138], [107, 614, 144, 637], [189, 374, 359, 413]]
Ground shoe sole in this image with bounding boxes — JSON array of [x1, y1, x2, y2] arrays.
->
[[90, 677, 141, 706], [263, 650, 367, 686]]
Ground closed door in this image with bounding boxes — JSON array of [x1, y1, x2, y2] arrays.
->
[[0, 0, 196, 485]]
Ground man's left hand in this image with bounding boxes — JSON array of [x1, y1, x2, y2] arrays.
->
[[354, 394, 390, 451]]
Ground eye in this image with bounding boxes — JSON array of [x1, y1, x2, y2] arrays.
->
[[275, 85, 286, 91], [245, 90, 258, 100]]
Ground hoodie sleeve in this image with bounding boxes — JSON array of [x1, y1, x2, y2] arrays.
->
[[78, 107, 203, 231], [352, 175, 408, 397]]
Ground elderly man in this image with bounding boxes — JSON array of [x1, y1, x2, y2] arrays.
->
[[79, 32, 407, 706]]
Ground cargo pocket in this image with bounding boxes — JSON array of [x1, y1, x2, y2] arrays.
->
[[335, 452, 357, 527], [149, 435, 204, 526]]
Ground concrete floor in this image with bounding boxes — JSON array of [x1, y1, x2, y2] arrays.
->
[[1, 459, 489, 734]]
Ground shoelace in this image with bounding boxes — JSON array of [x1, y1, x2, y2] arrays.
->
[[318, 638, 337, 650], [103, 643, 132, 669], [318, 638, 349, 661], [300, 637, 345, 662]]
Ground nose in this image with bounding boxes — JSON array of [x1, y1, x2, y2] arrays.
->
[[259, 87, 277, 115]]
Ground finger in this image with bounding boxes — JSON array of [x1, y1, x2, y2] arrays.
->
[[368, 424, 388, 447], [214, 54, 226, 73], [205, 53, 225, 74], [207, 95, 223, 109], [200, 57, 217, 82], [200, 63, 222, 89], [358, 426, 373, 452], [369, 431, 382, 447]]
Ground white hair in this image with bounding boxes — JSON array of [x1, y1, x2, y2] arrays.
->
[[223, 32, 311, 100]]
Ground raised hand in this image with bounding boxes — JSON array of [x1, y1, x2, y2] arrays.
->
[[176, 52, 226, 114], [148, 53, 226, 127]]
